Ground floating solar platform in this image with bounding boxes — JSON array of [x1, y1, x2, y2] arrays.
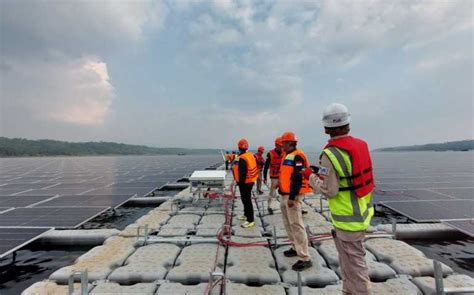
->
[[0, 195, 56, 207], [442, 219, 474, 237], [37, 194, 134, 209], [0, 227, 53, 258], [0, 207, 110, 228], [381, 200, 474, 222]]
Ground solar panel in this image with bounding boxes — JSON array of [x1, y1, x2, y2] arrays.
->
[[432, 188, 474, 200], [0, 195, 56, 207], [0, 183, 59, 190], [37, 195, 133, 209], [0, 207, 110, 228], [89, 187, 157, 197], [0, 207, 12, 213], [51, 183, 110, 190], [442, 219, 474, 237], [17, 188, 94, 196], [0, 188, 28, 196], [373, 189, 448, 203], [381, 200, 474, 222], [0, 227, 53, 258]]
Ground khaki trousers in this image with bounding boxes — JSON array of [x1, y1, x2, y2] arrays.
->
[[280, 194, 310, 261], [333, 228, 371, 295], [268, 178, 279, 208]]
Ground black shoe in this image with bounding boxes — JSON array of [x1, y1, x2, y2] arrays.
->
[[292, 260, 312, 271], [283, 248, 298, 257], [258, 190, 264, 195], [302, 209, 308, 215], [268, 208, 274, 215]]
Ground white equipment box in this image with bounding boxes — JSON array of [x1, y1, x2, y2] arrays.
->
[[189, 170, 227, 199]]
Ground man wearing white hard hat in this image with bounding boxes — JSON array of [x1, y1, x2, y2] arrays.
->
[[312, 103, 375, 295]]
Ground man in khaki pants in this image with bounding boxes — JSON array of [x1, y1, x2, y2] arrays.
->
[[313, 103, 375, 294], [278, 131, 313, 271]]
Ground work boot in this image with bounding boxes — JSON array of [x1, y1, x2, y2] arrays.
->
[[258, 190, 264, 195], [268, 208, 274, 215], [292, 260, 312, 271], [283, 248, 298, 257], [241, 221, 255, 229], [238, 215, 247, 221]]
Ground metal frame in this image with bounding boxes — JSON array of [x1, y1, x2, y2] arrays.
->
[[433, 260, 474, 294], [68, 269, 88, 295]]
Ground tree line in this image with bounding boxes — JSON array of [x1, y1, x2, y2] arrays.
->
[[0, 137, 218, 157]]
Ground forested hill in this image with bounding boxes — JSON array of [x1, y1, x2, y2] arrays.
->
[[374, 140, 473, 152], [0, 137, 219, 157]]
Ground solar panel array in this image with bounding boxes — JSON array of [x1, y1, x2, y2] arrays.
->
[[0, 155, 220, 256], [0, 227, 53, 259], [0, 207, 111, 228], [370, 152, 474, 233]]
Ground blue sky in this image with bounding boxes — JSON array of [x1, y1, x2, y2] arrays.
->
[[1, 0, 472, 150]]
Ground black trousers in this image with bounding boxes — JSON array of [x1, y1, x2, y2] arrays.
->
[[225, 161, 229, 170], [238, 182, 254, 222]]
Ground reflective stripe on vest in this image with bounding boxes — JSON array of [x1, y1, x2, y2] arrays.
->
[[323, 147, 373, 231], [233, 152, 258, 183], [279, 150, 312, 194]]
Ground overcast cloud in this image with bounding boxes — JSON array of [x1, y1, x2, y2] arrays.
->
[[0, 0, 472, 150]]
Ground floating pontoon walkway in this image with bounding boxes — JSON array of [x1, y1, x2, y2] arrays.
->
[[23, 170, 474, 295]]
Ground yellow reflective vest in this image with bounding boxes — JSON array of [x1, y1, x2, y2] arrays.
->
[[321, 147, 374, 231]]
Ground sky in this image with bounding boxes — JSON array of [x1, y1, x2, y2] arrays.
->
[[0, 0, 473, 150]]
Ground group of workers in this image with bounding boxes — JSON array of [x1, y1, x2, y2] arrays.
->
[[225, 103, 375, 294]]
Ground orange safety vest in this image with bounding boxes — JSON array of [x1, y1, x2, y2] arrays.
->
[[254, 152, 265, 170], [269, 149, 283, 178], [228, 154, 236, 162], [233, 152, 258, 183], [279, 149, 313, 195]]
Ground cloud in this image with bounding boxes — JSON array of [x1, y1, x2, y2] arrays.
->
[[1, 57, 114, 126], [178, 0, 472, 113], [0, 0, 166, 130], [0, 0, 166, 57]]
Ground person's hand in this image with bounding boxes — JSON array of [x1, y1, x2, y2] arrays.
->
[[288, 199, 296, 208]]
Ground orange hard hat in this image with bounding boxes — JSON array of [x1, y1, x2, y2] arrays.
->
[[281, 132, 298, 142], [238, 138, 249, 150], [274, 136, 282, 146], [258, 146, 264, 152]]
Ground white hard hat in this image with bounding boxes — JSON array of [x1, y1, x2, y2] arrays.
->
[[322, 103, 351, 128]]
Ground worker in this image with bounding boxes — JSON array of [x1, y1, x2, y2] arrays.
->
[[312, 103, 375, 294], [232, 139, 258, 228], [254, 146, 265, 195], [224, 151, 230, 170], [278, 131, 313, 271], [263, 136, 283, 215], [228, 151, 236, 169]]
